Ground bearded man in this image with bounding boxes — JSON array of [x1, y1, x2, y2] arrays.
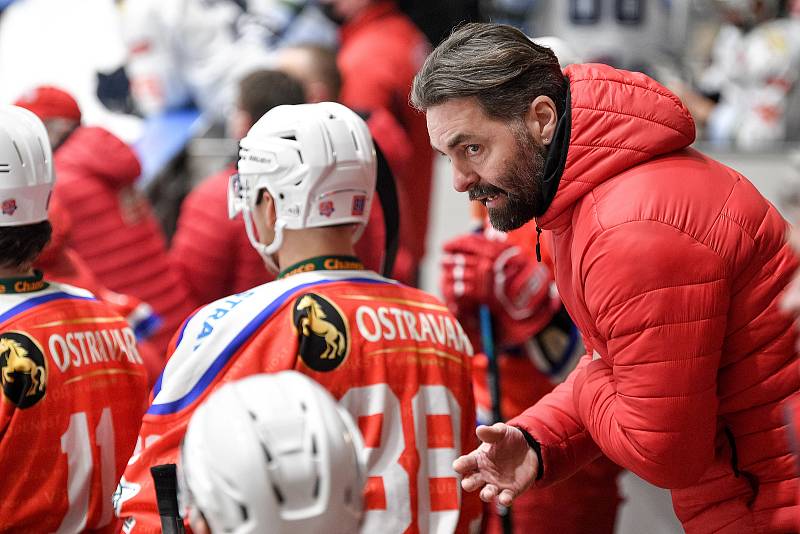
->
[[413, 22, 799, 533]]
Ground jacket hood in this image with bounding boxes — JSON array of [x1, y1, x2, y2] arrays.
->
[[538, 64, 696, 228], [55, 126, 141, 188]]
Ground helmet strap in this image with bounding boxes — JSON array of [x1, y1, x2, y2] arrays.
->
[[242, 209, 284, 274]]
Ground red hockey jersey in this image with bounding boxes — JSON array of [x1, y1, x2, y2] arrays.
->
[[116, 259, 481, 533], [0, 273, 148, 532]]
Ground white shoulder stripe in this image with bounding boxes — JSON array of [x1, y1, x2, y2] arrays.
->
[[149, 270, 394, 415]]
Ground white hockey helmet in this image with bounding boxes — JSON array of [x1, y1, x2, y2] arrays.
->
[[228, 102, 376, 271], [0, 106, 53, 226], [179, 371, 366, 534]]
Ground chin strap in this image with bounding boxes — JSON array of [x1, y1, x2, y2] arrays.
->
[[242, 208, 284, 274]]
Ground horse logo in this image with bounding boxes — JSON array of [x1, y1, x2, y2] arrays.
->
[[293, 293, 349, 372], [0, 332, 47, 408]]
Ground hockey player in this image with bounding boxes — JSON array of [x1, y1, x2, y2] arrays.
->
[[115, 102, 481, 533], [178, 371, 366, 534], [0, 105, 148, 531], [441, 219, 621, 533]]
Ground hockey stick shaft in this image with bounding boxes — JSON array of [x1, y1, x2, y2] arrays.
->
[[150, 464, 186, 534]]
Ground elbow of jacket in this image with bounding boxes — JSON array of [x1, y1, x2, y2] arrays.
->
[[637, 454, 709, 489]]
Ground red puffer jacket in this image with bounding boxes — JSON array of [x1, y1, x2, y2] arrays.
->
[[509, 64, 799, 533], [339, 1, 432, 273], [53, 126, 194, 355]]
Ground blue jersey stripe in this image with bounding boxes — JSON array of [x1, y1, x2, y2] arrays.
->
[[148, 277, 390, 415], [0, 291, 96, 326]]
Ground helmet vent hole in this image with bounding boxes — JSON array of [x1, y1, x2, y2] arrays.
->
[[272, 483, 285, 504], [311, 435, 318, 456], [11, 142, 24, 166], [239, 503, 249, 521], [300, 402, 306, 412], [312, 475, 320, 498], [0, 164, 9, 174], [350, 131, 359, 151], [36, 137, 46, 162], [279, 193, 285, 200]]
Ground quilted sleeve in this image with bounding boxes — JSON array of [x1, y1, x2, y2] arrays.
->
[[575, 220, 728, 488], [508, 352, 603, 487]]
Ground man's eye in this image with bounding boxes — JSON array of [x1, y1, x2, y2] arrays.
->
[[466, 144, 481, 156]]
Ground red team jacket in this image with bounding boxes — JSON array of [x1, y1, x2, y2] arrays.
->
[[0, 273, 148, 532], [116, 260, 481, 533]]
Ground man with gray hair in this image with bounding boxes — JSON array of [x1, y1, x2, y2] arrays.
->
[[413, 22, 799, 532]]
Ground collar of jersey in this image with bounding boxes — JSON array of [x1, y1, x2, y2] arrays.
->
[[0, 269, 49, 294], [278, 255, 365, 279]]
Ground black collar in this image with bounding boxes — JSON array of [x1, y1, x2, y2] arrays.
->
[[0, 270, 49, 294], [278, 255, 365, 279], [536, 80, 572, 218]]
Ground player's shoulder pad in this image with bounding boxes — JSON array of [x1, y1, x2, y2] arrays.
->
[[0, 281, 98, 326], [149, 269, 394, 415]]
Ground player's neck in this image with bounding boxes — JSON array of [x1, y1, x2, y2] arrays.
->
[[276, 227, 358, 271], [0, 266, 34, 279]]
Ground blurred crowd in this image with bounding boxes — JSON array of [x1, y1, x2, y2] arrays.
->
[[1, 0, 800, 532]]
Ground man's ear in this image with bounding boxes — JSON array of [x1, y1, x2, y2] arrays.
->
[[261, 191, 277, 227], [524, 96, 558, 146]]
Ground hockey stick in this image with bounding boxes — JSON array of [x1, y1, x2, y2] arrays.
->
[[150, 464, 186, 534], [471, 204, 513, 534], [374, 141, 399, 278]]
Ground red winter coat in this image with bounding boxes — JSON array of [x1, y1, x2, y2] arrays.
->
[[53, 126, 194, 355], [508, 64, 799, 533], [339, 1, 432, 270]]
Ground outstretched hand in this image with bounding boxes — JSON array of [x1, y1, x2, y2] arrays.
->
[[452, 423, 539, 506]]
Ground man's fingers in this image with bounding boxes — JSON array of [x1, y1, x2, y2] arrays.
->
[[452, 452, 478, 475], [498, 489, 516, 507], [476, 422, 508, 444], [461, 472, 484, 492], [480, 484, 498, 503]]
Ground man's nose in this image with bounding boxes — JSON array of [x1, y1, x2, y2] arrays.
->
[[452, 162, 478, 193]]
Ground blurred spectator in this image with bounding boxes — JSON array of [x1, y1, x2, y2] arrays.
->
[[275, 44, 415, 283], [319, 0, 432, 284], [15, 85, 194, 356], [779, 150, 800, 532], [442, 220, 622, 534], [119, 0, 336, 122], [169, 70, 305, 306], [12, 85, 81, 150], [35, 197, 164, 386], [674, 0, 800, 149]]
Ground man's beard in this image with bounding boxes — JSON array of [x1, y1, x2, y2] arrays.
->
[[469, 127, 547, 232]]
